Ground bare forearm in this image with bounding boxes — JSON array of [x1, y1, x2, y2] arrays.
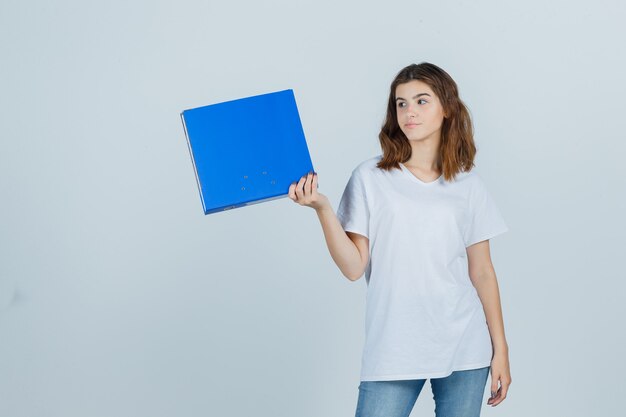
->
[[315, 205, 363, 281], [471, 270, 509, 354]]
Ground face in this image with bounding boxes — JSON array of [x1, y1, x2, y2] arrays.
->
[[395, 80, 446, 143]]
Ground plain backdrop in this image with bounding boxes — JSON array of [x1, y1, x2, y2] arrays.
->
[[1, 1, 625, 416]]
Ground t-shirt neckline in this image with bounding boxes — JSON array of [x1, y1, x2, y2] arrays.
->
[[398, 163, 443, 185]]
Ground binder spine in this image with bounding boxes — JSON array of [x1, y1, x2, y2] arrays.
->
[[180, 112, 207, 214]]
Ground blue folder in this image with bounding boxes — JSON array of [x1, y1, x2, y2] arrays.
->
[[181, 89, 314, 215]]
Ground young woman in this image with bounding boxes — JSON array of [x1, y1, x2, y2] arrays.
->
[[288, 62, 511, 417]]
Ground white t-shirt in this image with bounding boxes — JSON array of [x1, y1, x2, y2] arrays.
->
[[336, 154, 509, 381]]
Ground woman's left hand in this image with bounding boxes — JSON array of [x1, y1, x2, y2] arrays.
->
[[487, 350, 512, 406]]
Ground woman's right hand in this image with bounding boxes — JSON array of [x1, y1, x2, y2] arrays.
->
[[288, 171, 330, 211]]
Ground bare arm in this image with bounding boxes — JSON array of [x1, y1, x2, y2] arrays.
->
[[466, 239, 511, 407], [316, 207, 369, 281], [466, 240, 508, 353], [288, 171, 368, 281]]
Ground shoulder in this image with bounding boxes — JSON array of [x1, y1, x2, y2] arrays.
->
[[352, 154, 383, 177], [449, 169, 484, 188], [454, 170, 499, 206]]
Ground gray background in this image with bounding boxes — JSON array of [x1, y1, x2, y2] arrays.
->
[[1, 0, 624, 416]]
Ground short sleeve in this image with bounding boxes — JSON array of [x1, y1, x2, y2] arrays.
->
[[464, 175, 509, 247], [336, 169, 370, 239]]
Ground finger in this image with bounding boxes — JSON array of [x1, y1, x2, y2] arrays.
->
[[295, 174, 307, 199], [494, 383, 509, 405], [305, 171, 313, 195], [490, 378, 499, 400], [288, 182, 297, 200], [312, 171, 318, 191], [301, 172, 311, 197], [487, 379, 500, 406], [488, 386, 503, 406]]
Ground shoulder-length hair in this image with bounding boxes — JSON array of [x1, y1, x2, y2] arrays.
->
[[376, 62, 476, 182]]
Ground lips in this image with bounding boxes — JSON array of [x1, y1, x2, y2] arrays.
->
[[405, 123, 421, 127]]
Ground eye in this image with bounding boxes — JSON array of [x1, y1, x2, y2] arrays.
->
[[418, 99, 428, 104], [397, 102, 406, 108]]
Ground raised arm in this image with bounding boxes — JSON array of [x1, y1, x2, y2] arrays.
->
[[288, 171, 368, 281]]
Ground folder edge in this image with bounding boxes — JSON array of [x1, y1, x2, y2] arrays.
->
[[180, 111, 207, 214]]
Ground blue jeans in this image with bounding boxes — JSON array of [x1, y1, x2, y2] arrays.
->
[[355, 366, 490, 417]]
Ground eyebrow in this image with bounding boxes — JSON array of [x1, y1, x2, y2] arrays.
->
[[395, 93, 431, 101]]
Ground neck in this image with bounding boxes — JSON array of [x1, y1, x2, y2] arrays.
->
[[404, 135, 441, 172]]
